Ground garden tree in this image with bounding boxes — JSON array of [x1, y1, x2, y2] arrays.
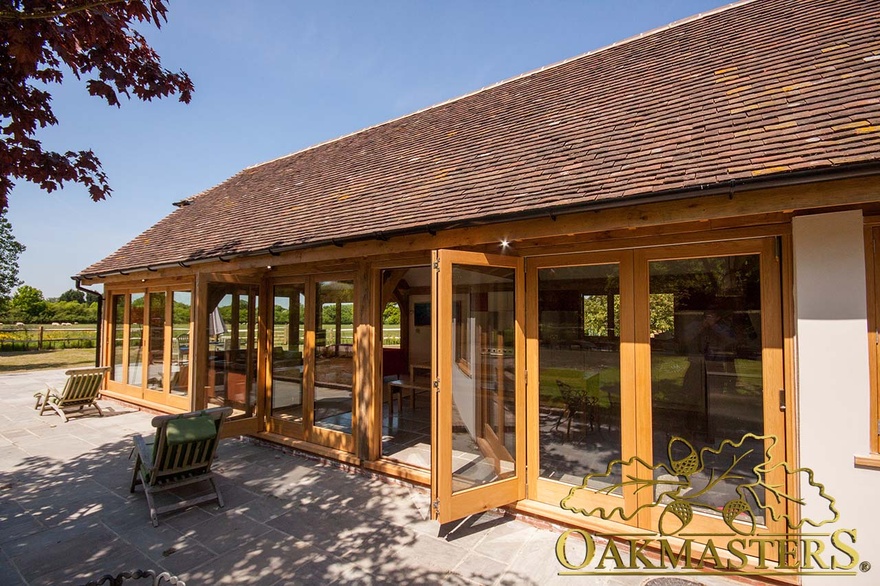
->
[[218, 299, 249, 324], [59, 288, 85, 303], [382, 302, 400, 325], [322, 302, 353, 325], [0, 209, 24, 312], [272, 302, 305, 326], [10, 284, 47, 321], [583, 294, 620, 337], [47, 299, 97, 322], [171, 298, 190, 324], [649, 293, 675, 335], [273, 304, 289, 326], [582, 293, 675, 337], [0, 0, 194, 209]]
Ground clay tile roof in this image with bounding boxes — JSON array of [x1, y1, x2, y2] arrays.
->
[[79, 0, 880, 278]]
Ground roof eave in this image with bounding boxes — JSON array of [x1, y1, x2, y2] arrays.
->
[[74, 161, 880, 282]]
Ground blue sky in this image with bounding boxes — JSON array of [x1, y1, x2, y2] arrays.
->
[[7, 0, 732, 297]]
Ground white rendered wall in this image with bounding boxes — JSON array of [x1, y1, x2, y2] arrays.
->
[[793, 210, 876, 584]]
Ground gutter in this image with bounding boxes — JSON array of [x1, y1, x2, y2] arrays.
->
[[74, 279, 103, 367], [76, 161, 880, 280]]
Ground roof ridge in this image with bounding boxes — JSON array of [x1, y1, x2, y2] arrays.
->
[[245, 0, 755, 173]]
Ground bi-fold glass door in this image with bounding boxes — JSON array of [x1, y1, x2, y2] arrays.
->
[[203, 283, 260, 423], [267, 275, 356, 454], [106, 287, 193, 411], [635, 239, 787, 541], [526, 238, 787, 545], [430, 238, 788, 547], [526, 251, 638, 522], [431, 250, 526, 523]]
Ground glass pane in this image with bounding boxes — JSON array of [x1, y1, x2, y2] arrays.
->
[[111, 295, 125, 381], [128, 293, 145, 386], [272, 284, 305, 423], [205, 285, 258, 419], [380, 267, 433, 468], [538, 264, 622, 492], [649, 254, 765, 531], [171, 291, 191, 397], [314, 280, 354, 434], [146, 292, 166, 390], [450, 264, 516, 493]]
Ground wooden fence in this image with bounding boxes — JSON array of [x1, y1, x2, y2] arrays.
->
[[0, 326, 97, 352]]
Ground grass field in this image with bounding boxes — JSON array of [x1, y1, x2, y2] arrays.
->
[[0, 348, 97, 373]]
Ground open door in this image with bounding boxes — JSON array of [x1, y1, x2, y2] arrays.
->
[[431, 250, 525, 523]]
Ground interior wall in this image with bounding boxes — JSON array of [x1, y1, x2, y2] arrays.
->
[[792, 210, 876, 583]]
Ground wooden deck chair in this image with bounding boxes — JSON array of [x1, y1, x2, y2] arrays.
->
[[34, 366, 109, 423], [129, 406, 232, 526]]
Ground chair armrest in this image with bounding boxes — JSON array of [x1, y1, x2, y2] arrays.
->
[[132, 434, 153, 470], [34, 386, 58, 404]]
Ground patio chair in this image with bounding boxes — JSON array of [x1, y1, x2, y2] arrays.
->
[[33, 366, 109, 423], [554, 379, 601, 441], [554, 380, 587, 441], [176, 333, 190, 366], [129, 406, 232, 526]]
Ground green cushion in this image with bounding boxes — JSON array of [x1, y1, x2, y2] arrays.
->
[[166, 415, 217, 445]]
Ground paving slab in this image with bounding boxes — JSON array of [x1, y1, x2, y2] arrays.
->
[[0, 549, 26, 586], [448, 551, 510, 585], [184, 529, 320, 585], [183, 508, 272, 556]]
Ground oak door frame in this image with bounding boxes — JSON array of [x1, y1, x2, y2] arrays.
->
[[432, 249, 526, 523], [525, 251, 638, 519], [633, 237, 788, 541]]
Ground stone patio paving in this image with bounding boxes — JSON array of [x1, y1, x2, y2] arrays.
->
[[0, 369, 745, 585]]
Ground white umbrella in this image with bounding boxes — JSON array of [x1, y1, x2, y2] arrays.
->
[[208, 307, 227, 338]]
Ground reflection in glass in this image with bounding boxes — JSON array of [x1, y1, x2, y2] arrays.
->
[[171, 291, 191, 397], [450, 265, 516, 493], [272, 284, 305, 423], [111, 295, 125, 381], [204, 284, 258, 419], [146, 292, 166, 390], [314, 281, 354, 434], [128, 293, 145, 386], [538, 264, 622, 492], [649, 254, 765, 525]]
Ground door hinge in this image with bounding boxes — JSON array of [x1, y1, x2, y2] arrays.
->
[[779, 389, 787, 412], [876, 419, 880, 436], [433, 260, 440, 270], [433, 378, 440, 390], [432, 499, 440, 516]]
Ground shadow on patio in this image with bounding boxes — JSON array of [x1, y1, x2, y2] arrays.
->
[[0, 370, 548, 585]]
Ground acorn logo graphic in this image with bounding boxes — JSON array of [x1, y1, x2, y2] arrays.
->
[[560, 433, 839, 536]]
